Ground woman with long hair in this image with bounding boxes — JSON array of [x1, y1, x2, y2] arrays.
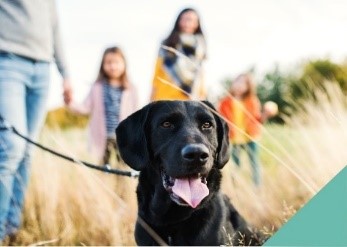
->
[[151, 8, 207, 101]]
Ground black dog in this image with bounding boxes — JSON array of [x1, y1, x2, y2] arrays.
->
[[116, 100, 260, 246]]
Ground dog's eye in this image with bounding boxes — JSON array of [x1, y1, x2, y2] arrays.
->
[[202, 121, 213, 129], [161, 121, 173, 128]]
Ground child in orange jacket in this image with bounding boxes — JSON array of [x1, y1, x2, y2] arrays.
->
[[219, 73, 276, 185]]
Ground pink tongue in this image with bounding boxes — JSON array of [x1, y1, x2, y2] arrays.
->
[[172, 177, 209, 208]]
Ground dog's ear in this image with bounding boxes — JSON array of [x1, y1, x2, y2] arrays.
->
[[116, 104, 152, 171], [202, 101, 230, 169]]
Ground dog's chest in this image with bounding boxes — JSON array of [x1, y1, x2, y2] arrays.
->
[[158, 208, 229, 245]]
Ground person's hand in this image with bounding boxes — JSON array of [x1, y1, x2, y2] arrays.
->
[[263, 101, 278, 118], [63, 79, 73, 105]]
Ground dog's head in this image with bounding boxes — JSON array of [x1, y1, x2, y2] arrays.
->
[[116, 100, 229, 208]]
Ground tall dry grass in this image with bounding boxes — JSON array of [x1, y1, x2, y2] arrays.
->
[[5, 129, 138, 246], [3, 84, 347, 245]]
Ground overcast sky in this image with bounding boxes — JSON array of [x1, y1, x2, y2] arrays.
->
[[48, 0, 347, 108]]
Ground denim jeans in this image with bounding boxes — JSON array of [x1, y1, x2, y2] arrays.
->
[[231, 141, 261, 186], [0, 52, 50, 240]]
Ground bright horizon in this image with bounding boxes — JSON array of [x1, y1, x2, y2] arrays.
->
[[48, 0, 347, 109]]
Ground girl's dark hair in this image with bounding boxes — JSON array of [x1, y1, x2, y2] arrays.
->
[[163, 8, 204, 48], [96, 46, 129, 88]]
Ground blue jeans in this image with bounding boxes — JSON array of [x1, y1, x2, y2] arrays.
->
[[0, 52, 50, 240], [231, 141, 261, 186]]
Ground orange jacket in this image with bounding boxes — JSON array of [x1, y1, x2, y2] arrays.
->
[[218, 95, 262, 139]]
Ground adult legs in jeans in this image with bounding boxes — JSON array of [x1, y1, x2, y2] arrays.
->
[[0, 53, 49, 240], [245, 141, 261, 186]]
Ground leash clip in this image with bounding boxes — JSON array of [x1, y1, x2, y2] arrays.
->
[[130, 170, 140, 178]]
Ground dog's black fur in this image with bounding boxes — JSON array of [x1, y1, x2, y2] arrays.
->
[[116, 101, 260, 246]]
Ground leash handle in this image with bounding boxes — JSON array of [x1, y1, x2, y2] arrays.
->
[[0, 114, 139, 178]]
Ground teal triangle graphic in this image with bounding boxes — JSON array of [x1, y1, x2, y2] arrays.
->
[[265, 166, 347, 246]]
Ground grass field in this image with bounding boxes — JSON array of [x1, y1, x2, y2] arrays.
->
[[4, 88, 347, 245]]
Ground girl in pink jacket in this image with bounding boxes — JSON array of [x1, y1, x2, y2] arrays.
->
[[68, 46, 138, 165]]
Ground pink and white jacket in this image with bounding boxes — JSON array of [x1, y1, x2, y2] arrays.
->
[[68, 81, 138, 160]]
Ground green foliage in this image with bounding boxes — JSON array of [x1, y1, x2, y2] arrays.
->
[[255, 59, 347, 122], [257, 66, 293, 123], [290, 59, 347, 101], [45, 107, 89, 129]]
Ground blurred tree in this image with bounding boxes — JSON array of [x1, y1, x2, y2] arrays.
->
[[257, 66, 293, 123], [291, 59, 347, 102]]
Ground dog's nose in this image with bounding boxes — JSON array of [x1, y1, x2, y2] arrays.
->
[[181, 144, 209, 165]]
